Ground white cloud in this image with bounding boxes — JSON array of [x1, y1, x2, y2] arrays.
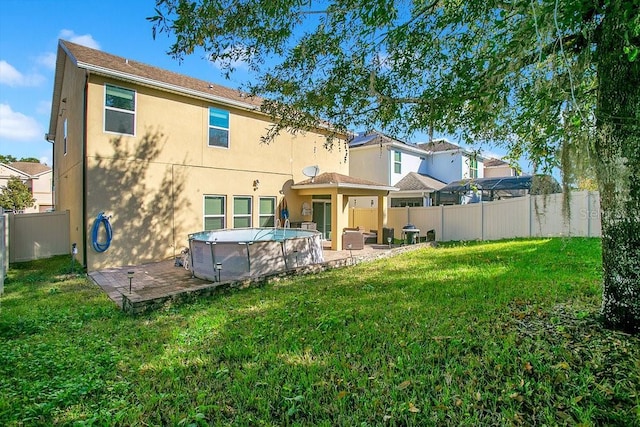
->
[[0, 60, 45, 87], [0, 103, 43, 141], [37, 52, 57, 70], [59, 29, 100, 50]]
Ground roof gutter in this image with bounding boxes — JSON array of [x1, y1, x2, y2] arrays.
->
[[75, 61, 261, 113], [291, 183, 398, 192]]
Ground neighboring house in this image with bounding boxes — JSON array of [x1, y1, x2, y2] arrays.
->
[[483, 157, 519, 178], [348, 131, 428, 208], [348, 131, 482, 207], [47, 40, 392, 271], [416, 138, 484, 183], [391, 172, 446, 207], [0, 162, 53, 213]]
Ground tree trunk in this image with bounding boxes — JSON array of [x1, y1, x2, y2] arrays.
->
[[595, 0, 640, 334]]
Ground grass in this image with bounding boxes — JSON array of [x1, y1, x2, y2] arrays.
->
[[0, 238, 638, 426]]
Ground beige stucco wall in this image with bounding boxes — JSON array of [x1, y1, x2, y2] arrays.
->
[[484, 165, 516, 178], [51, 54, 87, 262], [77, 74, 347, 270]]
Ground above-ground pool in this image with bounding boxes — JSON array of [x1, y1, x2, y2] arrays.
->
[[188, 228, 325, 282]]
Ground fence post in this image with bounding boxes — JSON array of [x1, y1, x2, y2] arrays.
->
[[0, 209, 5, 296], [587, 191, 591, 237]]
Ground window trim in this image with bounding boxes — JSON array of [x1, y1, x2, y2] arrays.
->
[[208, 106, 230, 149], [258, 196, 276, 227], [63, 118, 68, 155], [469, 157, 478, 179], [203, 195, 226, 230], [393, 151, 402, 174], [104, 84, 136, 136], [233, 196, 252, 228]]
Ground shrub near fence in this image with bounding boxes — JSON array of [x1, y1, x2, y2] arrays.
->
[[350, 191, 601, 242]]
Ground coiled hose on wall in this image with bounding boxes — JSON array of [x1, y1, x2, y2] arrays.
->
[[91, 212, 112, 252]]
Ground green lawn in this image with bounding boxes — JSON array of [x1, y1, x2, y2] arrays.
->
[[1, 238, 638, 426]]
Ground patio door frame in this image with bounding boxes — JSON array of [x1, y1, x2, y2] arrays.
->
[[312, 199, 332, 240]]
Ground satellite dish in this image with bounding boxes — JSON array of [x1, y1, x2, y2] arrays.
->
[[302, 165, 320, 181]]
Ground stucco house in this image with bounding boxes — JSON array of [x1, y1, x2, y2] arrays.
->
[[0, 162, 53, 213], [483, 157, 519, 178], [416, 138, 484, 183], [348, 131, 480, 207], [47, 40, 392, 271]]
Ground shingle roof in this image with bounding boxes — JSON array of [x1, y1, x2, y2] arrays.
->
[[60, 40, 262, 109], [295, 172, 387, 187], [394, 172, 446, 192], [417, 139, 461, 152], [484, 158, 509, 168], [8, 162, 51, 176], [349, 131, 417, 149]]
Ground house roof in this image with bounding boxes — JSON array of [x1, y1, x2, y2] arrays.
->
[[484, 158, 510, 168], [48, 40, 266, 139], [60, 40, 262, 109], [394, 172, 446, 192], [6, 162, 51, 177], [291, 172, 397, 192], [417, 139, 462, 153], [349, 131, 429, 157]]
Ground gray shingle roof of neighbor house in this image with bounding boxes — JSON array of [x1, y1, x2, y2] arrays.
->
[[394, 172, 447, 192], [417, 139, 462, 153], [484, 158, 510, 168], [349, 131, 419, 149], [7, 162, 51, 177]]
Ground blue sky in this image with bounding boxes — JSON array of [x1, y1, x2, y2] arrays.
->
[[0, 0, 518, 170]]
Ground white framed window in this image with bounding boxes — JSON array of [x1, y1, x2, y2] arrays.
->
[[394, 151, 402, 174], [233, 196, 252, 228], [104, 84, 136, 135], [63, 118, 68, 155], [204, 195, 225, 230], [259, 197, 276, 227], [209, 107, 229, 148], [469, 157, 478, 179]]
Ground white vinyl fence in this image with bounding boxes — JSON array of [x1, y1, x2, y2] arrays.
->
[[8, 211, 70, 263], [350, 191, 601, 242], [1, 211, 6, 295]]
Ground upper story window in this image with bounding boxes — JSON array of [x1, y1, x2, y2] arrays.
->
[[469, 157, 478, 179], [204, 195, 225, 230], [104, 84, 136, 135], [233, 196, 252, 228], [209, 107, 229, 148], [394, 151, 402, 174]]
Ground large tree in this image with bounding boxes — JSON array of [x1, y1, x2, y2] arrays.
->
[[0, 176, 35, 212], [150, 0, 639, 333]]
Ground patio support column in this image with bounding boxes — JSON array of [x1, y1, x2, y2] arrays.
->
[[331, 192, 347, 250], [377, 194, 387, 244]]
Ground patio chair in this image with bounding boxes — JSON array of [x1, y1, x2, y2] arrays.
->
[[342, 228, 365, 250]]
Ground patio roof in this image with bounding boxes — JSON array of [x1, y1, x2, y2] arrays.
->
[[291, 172, 397, 193]]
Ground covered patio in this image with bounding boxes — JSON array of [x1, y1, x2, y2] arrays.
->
[[291, 172, 397, 250]]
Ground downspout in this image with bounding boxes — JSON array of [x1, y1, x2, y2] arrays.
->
[[82, 71, 89, 267]]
